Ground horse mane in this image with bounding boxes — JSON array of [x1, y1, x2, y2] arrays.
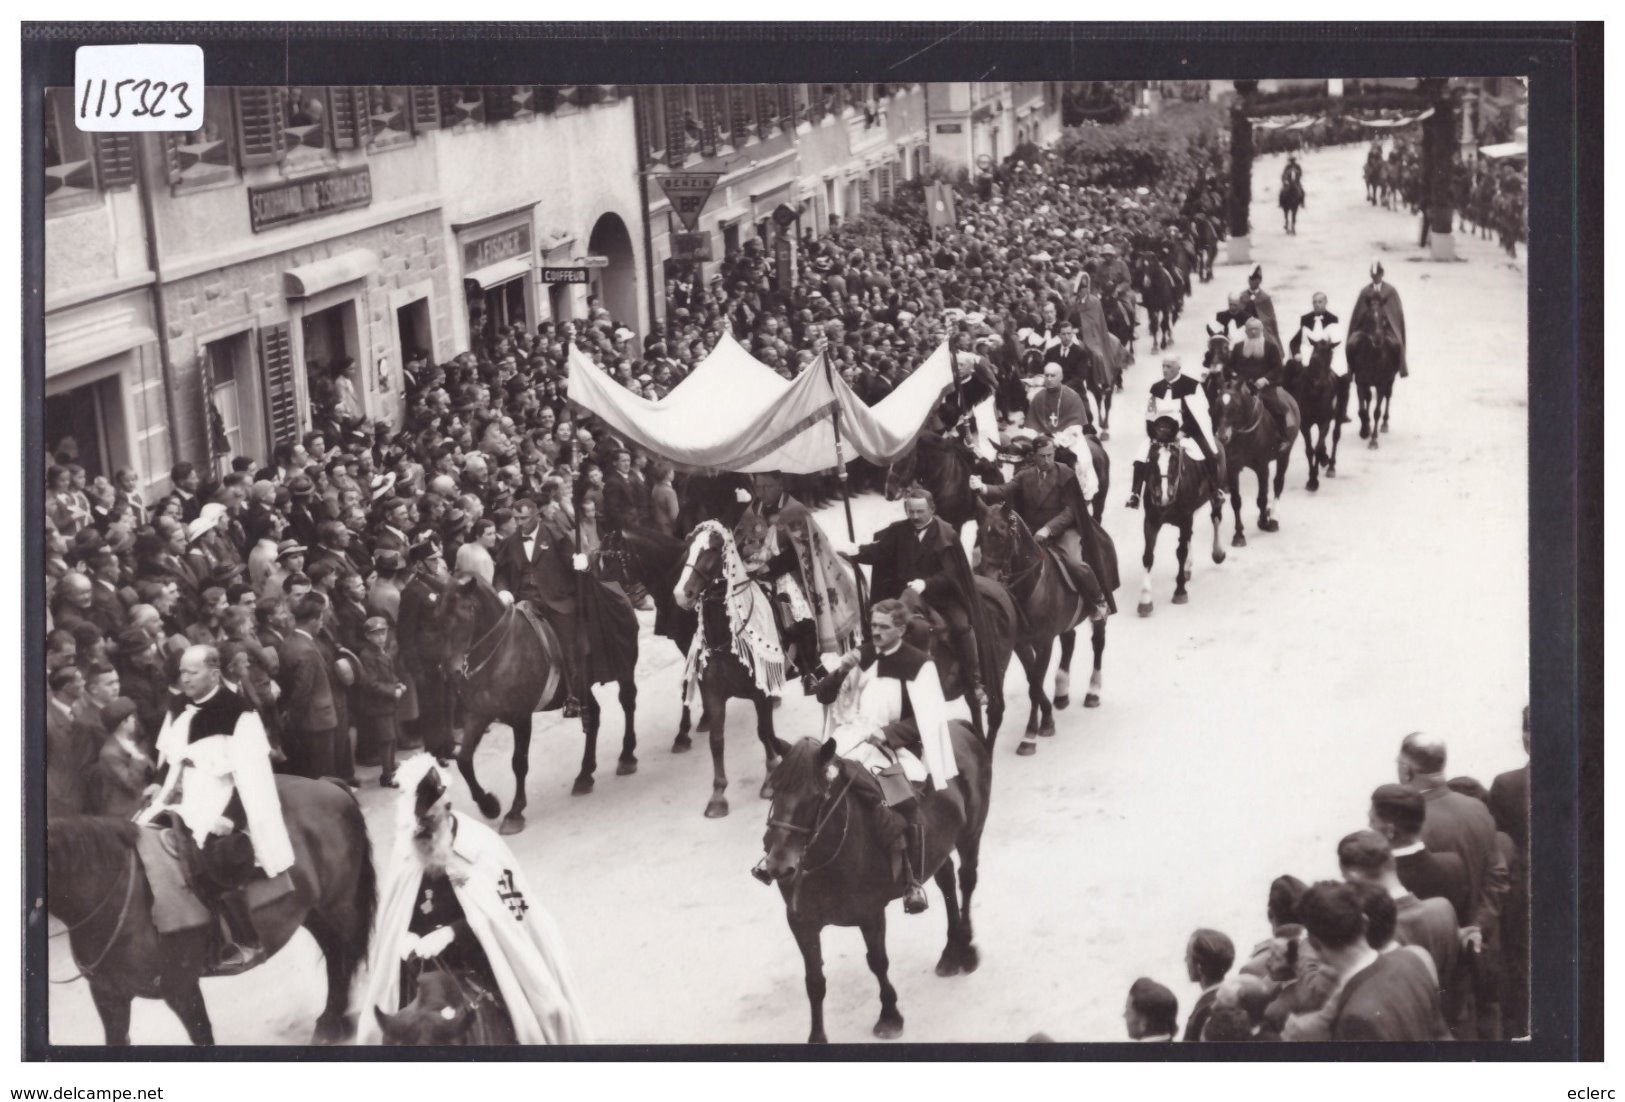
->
[[48, 816, 139, 872], [769, 738, 831, 799]]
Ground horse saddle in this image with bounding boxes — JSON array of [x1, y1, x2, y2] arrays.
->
[[896, 593, 964, 700], [133, 822, 294, 940], [1039, 542, 1100, 603]]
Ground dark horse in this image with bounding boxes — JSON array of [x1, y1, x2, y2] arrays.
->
[[1135, 428, 1227, 616], [430, 572, 638, 833], [759, 732, 991, 1043], [1280, 178, 1305, 234], [1104, 285, 1138, 364], [1132, 250, 1180, 351], [1347, 310, 1403, 448], [673, 523, 789, 818], [974, 498, 1112, 756], [884, 431, 998, 532], [1286, 338, 1342, 490], [45, 776, 375, 1045], [1212, 378, 1300, 546], [372, 960, 515, 1045]]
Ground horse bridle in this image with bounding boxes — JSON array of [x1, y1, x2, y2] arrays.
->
[[457, 602, 521, 682], [768, 772, 856, 912], [49, 850, 139, 984]]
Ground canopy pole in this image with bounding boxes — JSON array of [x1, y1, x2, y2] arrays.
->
[[824, 351, 870, 650]]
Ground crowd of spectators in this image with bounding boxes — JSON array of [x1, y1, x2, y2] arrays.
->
[[41, 110, 1223, 822], [1115, 721, 1530, 1043]]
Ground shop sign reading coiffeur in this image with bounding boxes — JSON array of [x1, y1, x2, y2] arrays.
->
[[248, 166, 373, 233]]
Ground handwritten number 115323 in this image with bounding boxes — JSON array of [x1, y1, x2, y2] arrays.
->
[[79, 79, 195, 121]]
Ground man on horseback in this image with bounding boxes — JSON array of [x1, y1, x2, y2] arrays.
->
[[1349, 261, 1409, 378], [1095, 243, 1133, 301], [1127, 354, 1224, 511], [1213, 293, 1250, 349], [1290, 292, 1349, 424], [967, 438, 1109, 621], [1282, 154, 1303, 190], [1238, 267, 1284, 352], [1042, 320, 1092, 397], [138, 644, 294, 971], [1024, 362, 1101, 501], [1226, 317, 1298, 455], [735, 471, 862, 693], [804, 599, 961, 914], [836, 488, 986, 711], [358, 755, 589, 1044], [493, 497, 590, 718]]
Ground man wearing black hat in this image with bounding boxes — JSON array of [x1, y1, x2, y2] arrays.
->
[[1237, 266, 1282, 351], [1348, 261, 1409, 377], [397, 538, 455, 754]]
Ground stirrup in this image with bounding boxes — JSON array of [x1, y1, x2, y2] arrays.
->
[[1125, 493, 1140, 510], [903, 883, 930, 915]]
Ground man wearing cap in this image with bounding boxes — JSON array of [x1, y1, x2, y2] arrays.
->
[[355, 616, 406, 787], [1128, 355, 1224, 510], [284, 476, 321, 548], [493, 497, 589, 719], [1238, 266, 1282, 350], [397, 538, 456, 753], [139, 644, 294, 971], [1348, 261, 1409, 377], [263, 539, 307, 599], [1095, 243, 1132, 302]]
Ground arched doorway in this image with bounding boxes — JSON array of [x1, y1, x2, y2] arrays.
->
[[587, 212, 638, 333]]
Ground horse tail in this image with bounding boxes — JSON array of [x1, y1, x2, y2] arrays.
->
[[329, 788, 378, 990]]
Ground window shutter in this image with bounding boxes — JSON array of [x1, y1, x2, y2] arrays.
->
[[92, 132, 137, 189], [755, 86, 775, 139], [410, 86, 441, 131], [662, 86, 688, 168], [329, 87, 363, 149], [234, 87, 285, 166], [697, 87, 718, 158], [728, 85, 750, 146], [162, 133, 185, 185], [259, 323, 301, 447]]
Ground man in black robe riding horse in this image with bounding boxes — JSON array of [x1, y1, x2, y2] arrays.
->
[[1127, 354, 1225, 511]]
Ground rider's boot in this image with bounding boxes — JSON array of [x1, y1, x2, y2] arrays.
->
[[951, 624, 983, 709], [214, 887, 265, 972], [1205, 457, 1227, 507], [1126, 460, 1145, 510], [901, 815, 929, 915]]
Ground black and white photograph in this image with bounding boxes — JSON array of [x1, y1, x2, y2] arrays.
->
[[19, 22, 1599, 1066]]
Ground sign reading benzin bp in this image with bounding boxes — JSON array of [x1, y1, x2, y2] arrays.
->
[[657, 172, 722, 233], [249, 166, 373, 233]]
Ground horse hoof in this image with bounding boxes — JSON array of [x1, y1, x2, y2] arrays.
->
[[1259, 518, 1279, 533], [1099, 430, 1110, 442], [616, 758, 638, 777], [1039, 720, 1056, 738], [476, 793, 501, 820], [935, 954, 962, 977], [1381, 423, 1390, 434], [809, 1031, 828, 1045], [1084, 693, 1101, 708], [1327, 468, 1337, 478], [1137, 601, 1153, 617], [873, 1015, 905, 1039], [499, 813, 526, 835], [1053, 694, 1069, 710], [1016, 740, 1037, 757], [671, 735, 693, 754], [704, 797, 729, 819], [1212, 549, 1227, 564], [571, 775, 595, 796], [1231, 533, 1247, 548], [1359, 426, 1370, 439], [1369, 439, 1379, 451], [1172, 591, 1189, 605], [960, 945, 981, 973], [1307, 480, 1319, 492]]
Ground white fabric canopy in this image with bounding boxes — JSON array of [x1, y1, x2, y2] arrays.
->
[[566, 333, 956, 474]]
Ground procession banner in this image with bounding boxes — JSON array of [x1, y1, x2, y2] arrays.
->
[[566, 335, 955, 474]]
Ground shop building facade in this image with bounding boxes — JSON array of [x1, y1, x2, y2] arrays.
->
[[925, 82, 1064, 176]]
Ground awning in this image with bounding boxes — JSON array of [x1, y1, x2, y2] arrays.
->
[[463, 256, 532, 289], [283, 249, 378, 299], [46, 324, 158, 378]]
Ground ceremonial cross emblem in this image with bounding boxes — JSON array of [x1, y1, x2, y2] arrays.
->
[[497, 869, 528, 920], [419, 887, 436, 917]]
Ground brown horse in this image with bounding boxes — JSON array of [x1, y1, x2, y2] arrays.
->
[[1132, 250, 1180, 351], [884, 432, 995, 533], [1212, 379, 1300, 546], [1135, 428, 1227, 616], [759, 731, 991, 1043], [1347, 310, 1403, 448], [430, 571, 639, 834], [1190, 214, 1218, 282], [1287, 338, 1342, 490], [45, 776, 375, 1045], [673, 523, 789, 818], [974, 498, 1112, 756], [1280, 177, 1305, 234]]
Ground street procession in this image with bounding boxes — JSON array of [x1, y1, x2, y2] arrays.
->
[[40, 77, 1534, 1048]]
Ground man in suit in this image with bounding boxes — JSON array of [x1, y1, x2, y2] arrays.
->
[[396, 539, 456, 752], [1041, 318, 1092, 393], [1288, 292, 1344, 365], [46, 664, 95, 819], [50, 572, 98, 634], [87, 550, 130, 637], [1398, 732, 1506, 1040], [1298, 881, 1451, 1042], [1369, 783, 1471, 923], [276, 593, 338, 780], [373, 497, 414, 559], [1339, 829, 1459, 993], [1489, 708, 1530, 1038], [971, 436, 1110, 616], [493, 497, 588, 718], [838, 487, 985, 708], [167, 461, 204, 524], [1182, 928, 1235, 1041]]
